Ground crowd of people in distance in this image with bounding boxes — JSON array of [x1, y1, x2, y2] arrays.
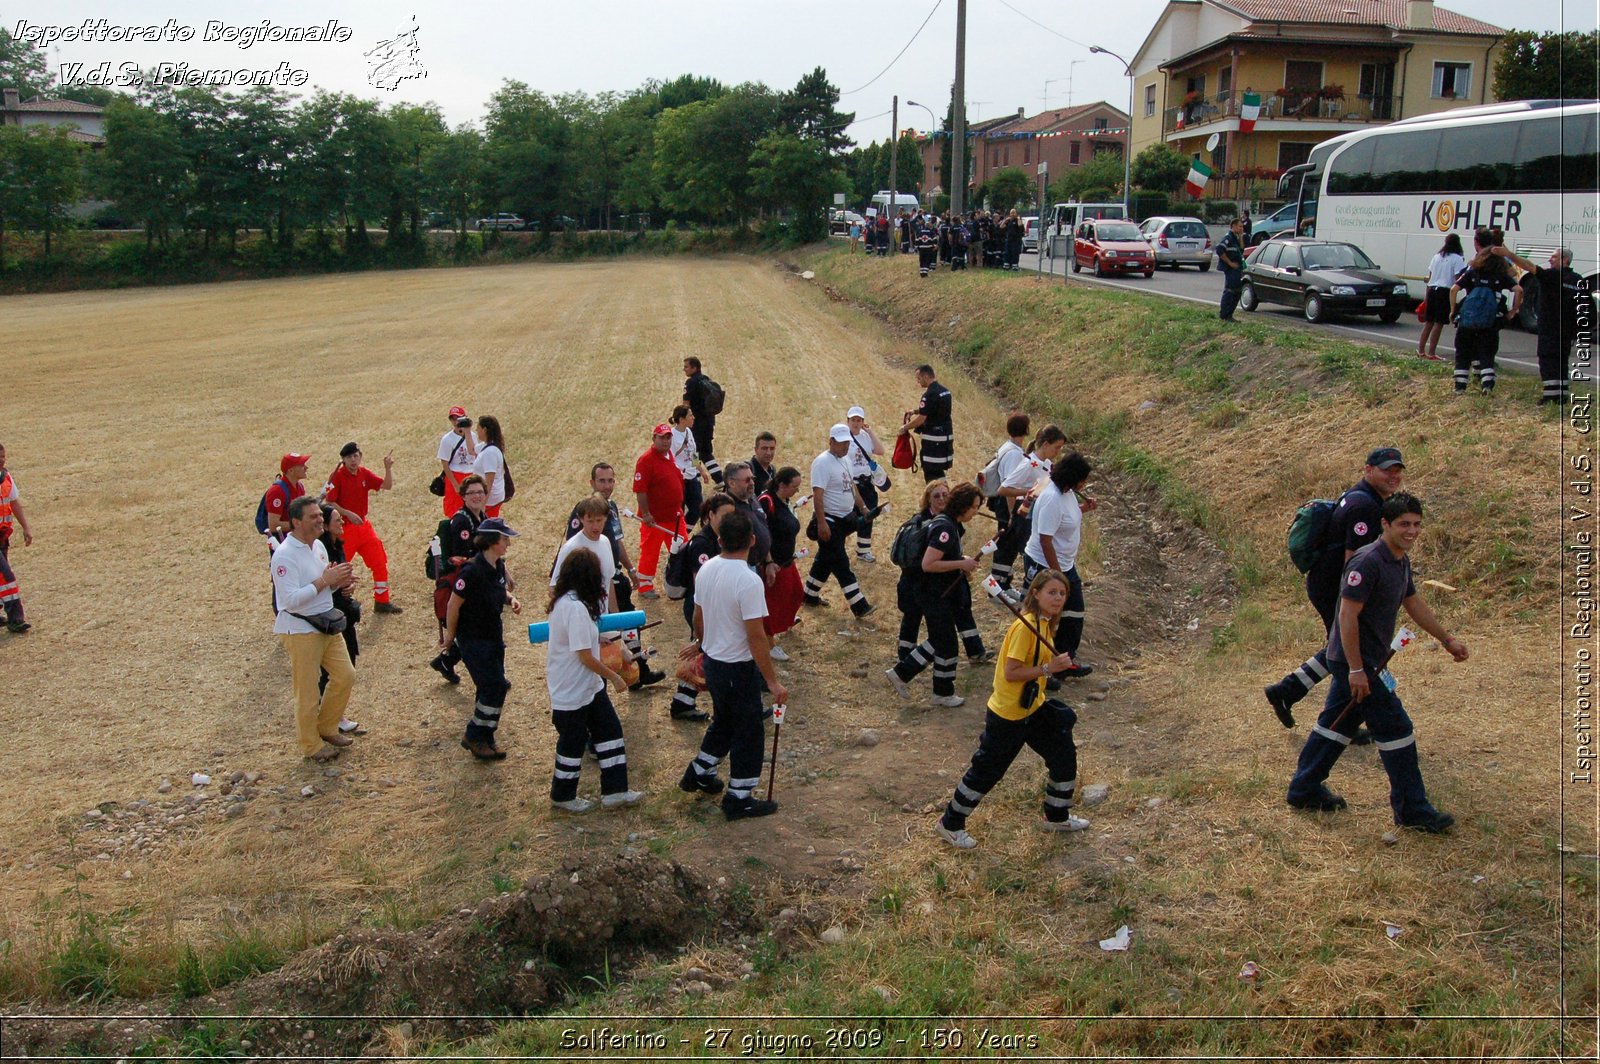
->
[[258, 345, 1475, 846], [863, 207, 1031, 275]]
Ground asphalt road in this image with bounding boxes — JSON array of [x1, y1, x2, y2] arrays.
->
[[1016, 249, 1539, 376]]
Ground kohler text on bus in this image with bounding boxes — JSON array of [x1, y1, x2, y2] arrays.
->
[[1419, 198, 1523, 233]]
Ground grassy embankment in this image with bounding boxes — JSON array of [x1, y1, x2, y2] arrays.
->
[[449, 245, 1587, 1059]]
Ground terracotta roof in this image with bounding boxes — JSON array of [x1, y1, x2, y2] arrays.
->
[[63, 129, 104, 143], [6, 97, 106, 114], [1216, 0, 1502, 35]]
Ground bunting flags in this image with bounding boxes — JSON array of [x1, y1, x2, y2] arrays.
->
[[1184, 158, 1213, 198], [1239, 91, 1261, 133]]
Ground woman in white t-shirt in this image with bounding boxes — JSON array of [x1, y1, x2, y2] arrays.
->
[[471, 415, 509, 517], [670, 404, 709, 526], [1419, 232, 1467, 361], [546, 548, 643, 813], [1022, 451, 1096, 681], [992, 424, 1067, 591]]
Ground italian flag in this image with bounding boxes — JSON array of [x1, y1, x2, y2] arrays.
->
[[1239, 91, 1261, 133], [1184, 158, 1213, 198]]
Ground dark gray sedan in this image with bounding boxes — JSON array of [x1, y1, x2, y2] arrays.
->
[[1239, 238, 1412, 324]]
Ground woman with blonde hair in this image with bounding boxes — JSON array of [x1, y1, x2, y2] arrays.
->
[[935, 568, 1088, 849]]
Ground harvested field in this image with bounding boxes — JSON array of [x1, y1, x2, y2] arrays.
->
[[0, 253, 1588, 1059]]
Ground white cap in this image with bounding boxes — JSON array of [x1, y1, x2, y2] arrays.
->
[[846, 405, 866, 419], [829, 423, 852, 442]]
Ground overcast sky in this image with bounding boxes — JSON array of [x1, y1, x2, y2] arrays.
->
[[12, 0, 1593, 144]]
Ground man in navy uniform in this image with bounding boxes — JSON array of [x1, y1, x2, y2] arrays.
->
[[898, 364, 954, 484], [682, 357, 723, 485], [1216, 216, 1246, 321], [1286, 492, 1467, 833], [1266, 446, 1405, 735]]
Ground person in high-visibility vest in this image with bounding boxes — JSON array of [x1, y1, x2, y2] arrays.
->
[[0, 443, 34, 633], [323, 442, 402, 613]]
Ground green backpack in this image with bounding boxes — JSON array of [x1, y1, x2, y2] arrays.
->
[[1287, 498, 1338, 574]]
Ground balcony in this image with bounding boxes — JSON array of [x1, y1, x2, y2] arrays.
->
[[1161, 88, 1395, 137]]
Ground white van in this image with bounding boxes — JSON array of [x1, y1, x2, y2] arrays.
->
[[1042, 201, 1126, 258], [870, 191, 920, 217]]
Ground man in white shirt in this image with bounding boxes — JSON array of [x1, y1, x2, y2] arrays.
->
[[271, 496, 358, 761], [677, 510, 791, 820], [437, 406, 478, 517], [801, 425, 874, 617]]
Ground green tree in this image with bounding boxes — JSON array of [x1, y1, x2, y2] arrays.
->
[[97, 96, 190, 249], [0, 27, 51, 99], [653, 85, 779, 223], [423, 125, 484, 235], [0, 124, 82, 255], [1492, 30, 1600, 101], [894, 132, 923, 196], [385, 103, 447, 243], [484, 80, 572, 229], [982, 167, 1033, 211], [749, 131, 843, 241], [1132, 143, 1190, 194], [780, 67, 853, 155], [1049, 151, 1125, 202]]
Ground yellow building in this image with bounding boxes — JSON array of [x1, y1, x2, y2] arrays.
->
[[1128, 0, 1504, 200]]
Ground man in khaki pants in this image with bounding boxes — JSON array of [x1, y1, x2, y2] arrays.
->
[[272, 496, 358, 760]]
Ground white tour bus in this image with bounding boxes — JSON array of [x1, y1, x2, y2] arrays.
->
[[1275, 99, 1598, 323]]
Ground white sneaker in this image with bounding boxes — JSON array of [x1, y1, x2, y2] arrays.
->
[[931, 694, 966, 708], [551, 797, 595, 814], [1042, 815, 1091, 832], [601, 790, 646, 809], [856, 551, 877, 563], [936, 821, 977, 849], [769, 645, 790, 662], [337, 718, 363, 733], [885, 668, 912, 700]]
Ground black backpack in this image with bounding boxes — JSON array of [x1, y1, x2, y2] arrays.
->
[[700, 378, 726, 417], [423, 517, 454, 580], [890, 512, 933, 570], [254, 477, 291, 534]]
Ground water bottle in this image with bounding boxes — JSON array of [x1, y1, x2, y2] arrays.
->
[[1379, 669, 1397, 692]]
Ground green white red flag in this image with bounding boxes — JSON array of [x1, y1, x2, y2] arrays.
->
[[1184, 158, 1213, 198], [1239, 91, 1261, 133]]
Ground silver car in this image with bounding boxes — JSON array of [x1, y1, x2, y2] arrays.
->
[[1139, 216, 1213, 271]]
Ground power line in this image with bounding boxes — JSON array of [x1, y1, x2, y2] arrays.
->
[[839, 108, 893, 129], [840, 0, 944, 96], [993, 0, 1093, 50]]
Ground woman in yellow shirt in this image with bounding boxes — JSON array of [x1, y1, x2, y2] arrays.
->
[[935, 569, 1090, 849]]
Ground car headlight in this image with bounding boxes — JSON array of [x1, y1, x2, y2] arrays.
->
[[1330, 285, 1357, 296], [1102, 250, 1116, 257], [1393, 284, 1409, 295]]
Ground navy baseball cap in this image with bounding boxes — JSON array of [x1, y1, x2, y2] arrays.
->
[[478, 518, 520, 538], [1366, 447, 1404, 469]]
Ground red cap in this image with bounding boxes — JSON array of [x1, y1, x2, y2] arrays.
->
[[280, 452, 311, 475], [448, 405, 467, 419], [652, 423, 673, 436]]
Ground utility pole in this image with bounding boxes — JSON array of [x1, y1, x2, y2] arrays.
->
[[951, 0, 967, 216], [888, 95, 899, 254]]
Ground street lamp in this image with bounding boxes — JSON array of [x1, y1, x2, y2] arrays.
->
[[905, 100, 938, 134], [1089, 45, 1135, 217]]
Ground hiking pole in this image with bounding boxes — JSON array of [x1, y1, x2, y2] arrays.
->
[[981, 575, 1052, 647], [766, 702, 787, 802]]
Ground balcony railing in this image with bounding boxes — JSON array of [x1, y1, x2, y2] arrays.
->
[[1161, 88, 1396, 136]]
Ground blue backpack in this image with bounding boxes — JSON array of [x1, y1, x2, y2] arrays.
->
[[254, 477, 292, 534], [1456, 284, 1499, 330]]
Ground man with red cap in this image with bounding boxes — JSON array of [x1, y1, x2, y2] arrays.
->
[[633, 423, 686, 599], [323, 442, 401, 613], [261, 453, 310, 611], [437, 406, 478, 517]]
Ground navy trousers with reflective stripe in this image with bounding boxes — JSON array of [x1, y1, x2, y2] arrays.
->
[[942, 704, 1079, 829], [1288, 660, 1433, 824], [550, 690, 628, 800], [458, 637, 510, 743], [693, 657, 767, 800]]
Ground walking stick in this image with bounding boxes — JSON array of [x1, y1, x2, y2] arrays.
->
[[766, 702, 787, 801], [981, 575, 1053, 647]]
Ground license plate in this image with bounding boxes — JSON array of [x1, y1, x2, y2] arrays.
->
[[1365, 298, 1386, 307], [1175, 242, 1197, 250]]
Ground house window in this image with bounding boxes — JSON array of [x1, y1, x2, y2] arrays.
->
[[1218, 66, 1232, 97], [991, 149, 999, 167], [1278, 141, 1314, 170], [1144, 84, 1156, 117], [1003, 147, 1010, 165], [1070, 141, 1081, 164], [1093, 117, 1108, 130], [1359, 62, 1396, 119], [1212, 140, 1228, 173], [1432, 62, 1471, 99]]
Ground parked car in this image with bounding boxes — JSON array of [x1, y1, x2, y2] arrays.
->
[[1239, 238, 1411, 324], [1247, 201, 1315, 245], [1021, 216, 1040, 253], [829, 210, 865, 236], [476, 213, 526, 231], [1139, 216, 1212, 270], [1072, 219, 1154, 278]]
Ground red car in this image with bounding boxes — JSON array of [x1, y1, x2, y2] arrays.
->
[[1072, 219, 1154, 278]]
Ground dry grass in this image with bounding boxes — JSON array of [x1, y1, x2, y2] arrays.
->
[[1, 251, 1592, 1058]]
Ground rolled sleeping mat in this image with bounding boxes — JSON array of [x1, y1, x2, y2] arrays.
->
[[528, 609, 648, 644]]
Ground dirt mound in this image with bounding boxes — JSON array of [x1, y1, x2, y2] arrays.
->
[[7, 849, 755, 1058]]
